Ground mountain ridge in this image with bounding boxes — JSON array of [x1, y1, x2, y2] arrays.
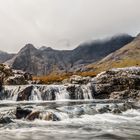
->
[[1, 33, 135, 75], [86, 33, 140, 73]]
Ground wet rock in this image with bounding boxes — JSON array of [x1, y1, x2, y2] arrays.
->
[[16, 106, 32, 119], [0, 116, 13, 124], [111, 108, 122, 114], [41, 88, 56, 100], [66, 85, 84, 99], [40, 112, 60, 121], [82, 104, 97, 115], [17, 86, 33, 101], [96, 104, 110, 113], [26, 111, 40, 121], [16, 106, 40, 121]]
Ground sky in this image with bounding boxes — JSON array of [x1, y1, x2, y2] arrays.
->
[[0, 0, 140, 53]]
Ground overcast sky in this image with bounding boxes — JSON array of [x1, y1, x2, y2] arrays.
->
[[0, 0, 140, 53]]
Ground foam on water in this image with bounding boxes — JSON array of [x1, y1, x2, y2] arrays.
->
[[1, 109, 140, 140]]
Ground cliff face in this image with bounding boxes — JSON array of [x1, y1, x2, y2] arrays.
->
[[5, 34, 134, 75]]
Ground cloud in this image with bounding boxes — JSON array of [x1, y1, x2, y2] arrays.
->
[[0, 0, 140, 53]]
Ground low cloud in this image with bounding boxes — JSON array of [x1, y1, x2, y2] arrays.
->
[[0, 0, 140, 53]]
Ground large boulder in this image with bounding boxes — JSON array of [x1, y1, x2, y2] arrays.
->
[[16, 106, 32, 119], [15, 106, 60, 121], [17, 86, 33, 101]]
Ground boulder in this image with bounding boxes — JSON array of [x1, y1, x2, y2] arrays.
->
[[16, 106, 32, 119], [68, 75, 91, 84], [0, 116, 13, 124], [17, 86, 33, 101], [40, 112, 60, 121], [26, 111, 40, 121]]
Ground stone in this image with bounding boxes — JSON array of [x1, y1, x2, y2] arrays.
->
[[0, 116, 13, 124], [17, 86, 33, 101], [0, 64, 32, 85], [5, 75, 28, 85], [16, 106, 32, 119], [26, 111, 40, 121], [69, 75, 91, 84], [40, 112, 60, 121]]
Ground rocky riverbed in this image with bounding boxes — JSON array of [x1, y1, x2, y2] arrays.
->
[[0, 66, 140, 140], [0, 67, 140, 101]]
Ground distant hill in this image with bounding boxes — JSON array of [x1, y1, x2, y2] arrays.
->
[[5, 34, 134, 75], [86, 33, 140, 73], [0, 50, 15, 63]]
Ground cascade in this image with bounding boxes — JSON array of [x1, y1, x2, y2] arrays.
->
[[0, 84, 94, 101]]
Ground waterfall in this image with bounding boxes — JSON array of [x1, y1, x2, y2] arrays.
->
[[0, 84, 94, 101], [53, 85, 70, 100], [81, 83, 93, 99], [29, 86, 42, 101]]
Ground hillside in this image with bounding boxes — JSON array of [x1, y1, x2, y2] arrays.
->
[[86, 34, 140, 73], [5, 34, 134, 75]]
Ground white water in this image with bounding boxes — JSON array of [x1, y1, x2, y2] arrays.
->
[[0, 84, 140, 140], [0, 100, 140, 140], [1, 84, 93, 101]]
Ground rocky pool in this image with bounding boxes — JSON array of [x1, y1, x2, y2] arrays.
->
[[0, 100, 140, 140]]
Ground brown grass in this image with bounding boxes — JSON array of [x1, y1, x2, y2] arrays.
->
[[33, 71, 97, 84], [33, 56, 140, 84]]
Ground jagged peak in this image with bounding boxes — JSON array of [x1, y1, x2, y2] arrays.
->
[[19, 44, 37, 53]]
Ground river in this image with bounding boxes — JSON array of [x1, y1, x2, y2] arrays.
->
[[0, 100, 140, 140]]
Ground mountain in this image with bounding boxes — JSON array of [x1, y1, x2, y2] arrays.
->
[[86, 33, 140, 73], [6, 44, 71, 75], [5, 34, 134, 75], [0, 50, 15, 63]]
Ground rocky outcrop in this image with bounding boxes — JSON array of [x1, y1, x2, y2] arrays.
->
[[0, 67, 140, 101], [92, 67, 140, 100], [0, 64, 32, 85]]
